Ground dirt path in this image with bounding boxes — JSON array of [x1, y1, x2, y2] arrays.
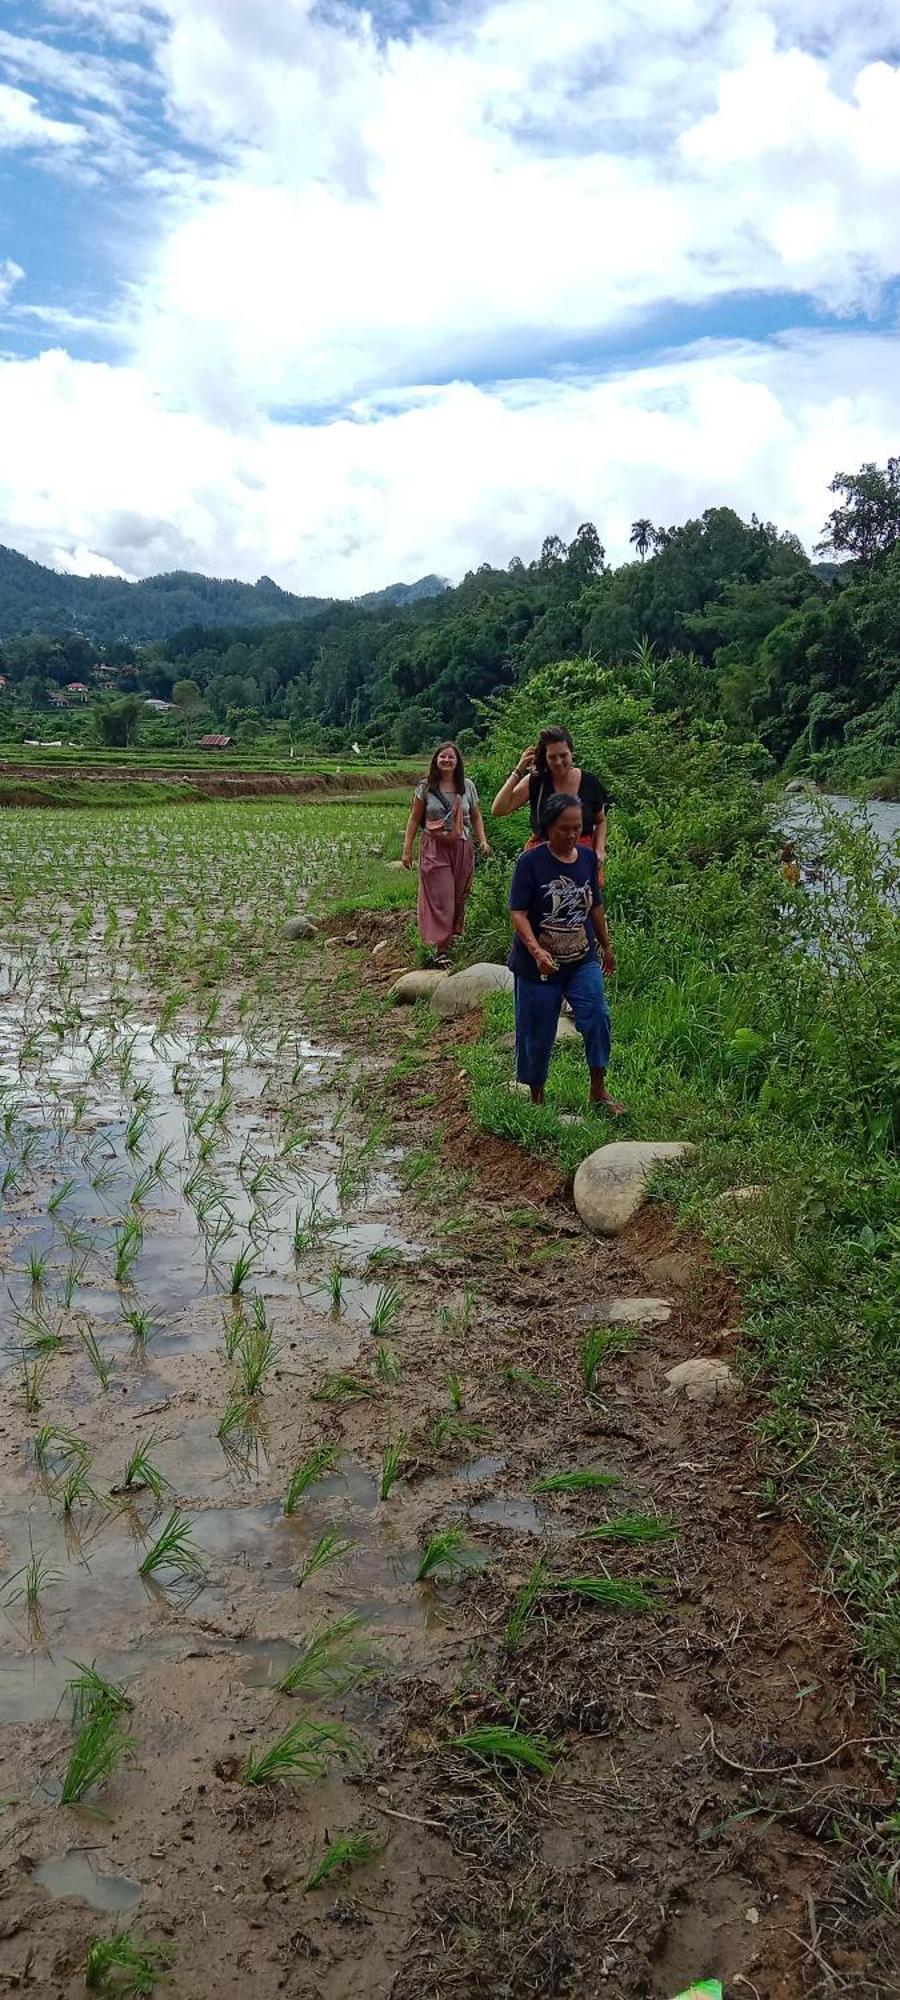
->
[[0, 913, 889, 2000]]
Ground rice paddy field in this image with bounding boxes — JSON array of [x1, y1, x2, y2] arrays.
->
[[0, 800, 894, 1999]]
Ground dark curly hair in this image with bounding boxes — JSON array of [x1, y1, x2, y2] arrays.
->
[[534, 727, 574, 775]]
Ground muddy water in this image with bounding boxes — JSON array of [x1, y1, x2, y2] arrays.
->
[[0, 977, 470, 1754]]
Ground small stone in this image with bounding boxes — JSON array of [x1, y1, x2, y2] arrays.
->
[[603, 1297, 672, 1327], [281, 915, 318, 941], [388, 969, 449, 1003], [432, 962, 514, 1018], [664, 1357, 740, 1402], [745, 1907, 760, 1925], [371, 940, 389, 959], [574, 1140, 695, 1236], [555, 1013, 579, 1041], [385, 859, 406, 870], [716, 1184, 765, 1205]]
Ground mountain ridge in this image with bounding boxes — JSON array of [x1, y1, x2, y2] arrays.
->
[[0, 543, 447, 644]]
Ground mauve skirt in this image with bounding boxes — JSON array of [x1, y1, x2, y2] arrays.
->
[[417, 833, 475, 945]]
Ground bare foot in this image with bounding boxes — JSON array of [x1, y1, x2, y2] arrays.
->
[[589, 1090, 627, 1116]]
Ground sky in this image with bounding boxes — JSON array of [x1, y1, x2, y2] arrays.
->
[[0, 1, 899, 594]]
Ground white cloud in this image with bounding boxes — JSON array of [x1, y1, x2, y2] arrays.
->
[[0, 258, 25, 307], [0, 80, 85, 150], [0, 332, 896, 592]]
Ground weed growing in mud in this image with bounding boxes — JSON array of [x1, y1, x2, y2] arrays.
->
[[312, 1371, 374, 1404], [379, 1434, 407, 1500], [452, 1725, 557, 1777], [119, 1440, 167, 1502], [587, 1513, 677, 1543], [277, 1616, 374, 1697], [59, 1703, 134, 1806], [375, 1344, 401, 1385], [553, 1575, 659, 1610], [295, 1529, 354, 1587], [504, 1560, 548, 1651], [416, 1527, 476, 1582], [531, 1468, 620, 1495], [284, 1443, 341, 1513], [139, 1510, 205, 1582], [304, 1830, 382, 1891], [84, 1928, 171, 1992], [369, 1283, 402, 1338], [79, 1324, 112, 1391], [502, 1366, 561, 1400], [244, 1719, 355, 1787]]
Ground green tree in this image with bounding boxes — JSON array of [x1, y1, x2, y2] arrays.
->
[[817, 457, 900, 565], [95, 696, 142, 747], [172, 677, 202, 715], [394, 703, 435, 753], [629, 519, 654, 560]]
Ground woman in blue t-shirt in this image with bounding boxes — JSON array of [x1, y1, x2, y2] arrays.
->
[[509, 793, 624, 1112]]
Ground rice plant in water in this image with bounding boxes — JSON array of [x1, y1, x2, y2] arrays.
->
[[79, 1325, 111, 1391], [379, 1434, 407, 1500], [277, 1615, 373, 1697], [1, 1542, 60, 1607], [312, 1371, 374, 1405], [416, 1527, 476, 1582], [119, 1439, 167, 1502], [244, 1719, 355, 1787], [33, 1424, 86, 1472], [452, 1725, 557, 1776], [113, 1215, 143, 1285], [530, 1469, 620, 1495], [283, 1443, 341, 1513], [84, 1929, 172, 1992], [58, 1461, 97, 1516], [139, 1510, 204, 1582], [227, 1244, 259, 1296], [295, 1529, 354, 1587], [304, 1830, 382, 1892], [59, 1703, 134, 1806], [504, 1559, 548, 1651], [326, 1259, 343, 1312], [237, 1319, 277, 1397], [66, 1662, 131, 1725], [20, 1351, 48, 1413], [369, 1284, 401, 1338]]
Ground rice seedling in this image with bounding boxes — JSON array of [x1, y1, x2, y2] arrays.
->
[[1, 1543, 60, 1607], [276, 1614, 373, 1697], [66, 1662, 131, 1725], [295, 1529, 354, 1587], [326, 1259, 343, 1312], [430, 1415, 488, 1450], [292, 1187, 335, 1256], [451, 1725, 557, 1777], [85, 1929, 172, 1992], [504, 1559, 548, 1651], [47, 1177, 77, 1216], [312, 1371, 374, 1404], [244, 1718, 356, 1787], [444, 1369, 465, 1409], [138, 1510, 205, 1582], [113, 1215, 143, 1285], [20, 1350, 49, 1412], [416, 1526, 476, 1582], [27, 1247, 48, 1288], [552, 1575, 659, 1610], [58, 1461, 97, 1516], [581, 1323, 636, 1391], [124, 1109, 147, 1155], [118, 1439, 167, 1502], [216, 1395, 258, 1445], [502, 1366, 561, 1399], [304, 1829, 382, 1892], [368, 1284, 401, 1338], [227, 1244, 259, 1296], [61, 1255, 88, 1308], [530, 1469, 621, 1495], [59, 1704, 134, 1805], [374, 1343, 400, 1385], [379, 1433, 407, 1500], [33, 1424, 87, 1472], [586, 1513, 678, 1543], [283, 1443, 341, 1513], [122, 1305, 153, 1347], [79, 1325, 112, 1391], [237, 1319, 278, 1397]]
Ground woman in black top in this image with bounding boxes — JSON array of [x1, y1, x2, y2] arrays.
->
[[492, 727, 610, 880]]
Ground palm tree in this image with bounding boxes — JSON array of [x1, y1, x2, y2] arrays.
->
[[629, 519, 654, 561]]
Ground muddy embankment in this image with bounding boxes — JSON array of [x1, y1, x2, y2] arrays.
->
[[0, 762, 413, 807]]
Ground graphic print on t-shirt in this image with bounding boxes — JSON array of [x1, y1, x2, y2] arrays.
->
[[537, 873, 592, 964]]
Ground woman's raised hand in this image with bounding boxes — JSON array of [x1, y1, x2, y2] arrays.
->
[[517, 745, 537, 773]]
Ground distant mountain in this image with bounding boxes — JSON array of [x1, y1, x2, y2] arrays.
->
[[0, 544, 446, 643]]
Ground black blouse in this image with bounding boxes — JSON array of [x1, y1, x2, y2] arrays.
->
[[528, 768, 609, 838]]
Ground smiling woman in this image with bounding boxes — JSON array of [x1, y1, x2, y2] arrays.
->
[[401, 741, 490, 963]]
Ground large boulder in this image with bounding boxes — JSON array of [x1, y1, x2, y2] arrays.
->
[[574, 1140, 695, 1236], [282, 915, 318, 941], [388, 969, 449, 1003], [432, 963, 514, 1018]]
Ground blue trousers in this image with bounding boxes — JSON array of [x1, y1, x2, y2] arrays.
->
[[515, 957, 611, 1089]]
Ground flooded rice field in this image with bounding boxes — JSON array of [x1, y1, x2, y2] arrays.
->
[[0, 804, 891, 1999]]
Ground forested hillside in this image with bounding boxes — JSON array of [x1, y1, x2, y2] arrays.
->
[[1, 458, 897, 789]]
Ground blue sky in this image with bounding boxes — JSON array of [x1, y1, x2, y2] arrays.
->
[[1, 1, 899, 590]]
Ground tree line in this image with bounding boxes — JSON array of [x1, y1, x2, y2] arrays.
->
[[0, 458, 897, 789]]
